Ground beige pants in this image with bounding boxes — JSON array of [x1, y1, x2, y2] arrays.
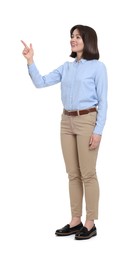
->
[[60, 111, 99, 220]]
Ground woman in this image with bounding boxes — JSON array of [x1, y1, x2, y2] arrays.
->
[[21, 24, 108, 240]]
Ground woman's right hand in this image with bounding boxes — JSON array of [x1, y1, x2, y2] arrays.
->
[[21, 40, 34, 65]]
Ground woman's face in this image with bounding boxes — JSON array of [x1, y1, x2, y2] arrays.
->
[[70, 29, 84, 58]]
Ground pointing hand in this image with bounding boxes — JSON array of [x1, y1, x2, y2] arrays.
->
[[21, 40, 34, 64]]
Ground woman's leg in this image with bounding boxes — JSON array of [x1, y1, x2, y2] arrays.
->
[[77, 135, 99, 228], [61, 115, 83, 225], [73, 112, 100, 228]]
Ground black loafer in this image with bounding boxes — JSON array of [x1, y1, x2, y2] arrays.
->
[[55, 222, 83, 236], [75, 224, 97, 240]]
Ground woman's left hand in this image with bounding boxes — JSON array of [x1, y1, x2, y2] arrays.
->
[[89, 134, 101, 150]]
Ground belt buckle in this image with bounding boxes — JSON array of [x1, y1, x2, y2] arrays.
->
[[67, 110, 71, 115], [67, 110, 72, 116], [77, 110, 80, 116]]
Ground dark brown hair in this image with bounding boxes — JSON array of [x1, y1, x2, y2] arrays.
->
[[70, 25, 99, 60]]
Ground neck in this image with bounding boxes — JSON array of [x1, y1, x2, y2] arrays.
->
[[77, 53, 82, 61], [76, 57, 82, 62]]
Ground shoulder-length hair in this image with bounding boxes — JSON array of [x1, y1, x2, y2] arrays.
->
[[70, 25, 99, 60]]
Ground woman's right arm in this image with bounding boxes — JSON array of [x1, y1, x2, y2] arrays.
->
[[21, 40, 63, 88]]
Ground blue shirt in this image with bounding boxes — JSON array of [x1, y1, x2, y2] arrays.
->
[[28, 59, 108, 135]]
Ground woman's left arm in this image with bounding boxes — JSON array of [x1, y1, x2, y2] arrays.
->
[[89, 62, 108, 150], [93, 62, 108, 135]]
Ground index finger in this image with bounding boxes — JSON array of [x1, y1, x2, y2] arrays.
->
[[21, 40, 29, 48]]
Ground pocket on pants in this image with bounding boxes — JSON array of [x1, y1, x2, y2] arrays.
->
[[78, 112, 97, 126]]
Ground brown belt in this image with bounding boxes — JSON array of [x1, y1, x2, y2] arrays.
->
[[64, 107, 97, 116]]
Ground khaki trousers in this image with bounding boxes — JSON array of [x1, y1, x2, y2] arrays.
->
[[60, 111, 99, 220]]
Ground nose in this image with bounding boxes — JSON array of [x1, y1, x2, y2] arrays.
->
[[70, 38, 76, 44]]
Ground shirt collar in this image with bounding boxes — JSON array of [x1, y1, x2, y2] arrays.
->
[[74, 58, 87, 64]]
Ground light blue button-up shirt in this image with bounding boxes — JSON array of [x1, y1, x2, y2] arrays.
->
[[28, 59, 108, 135]]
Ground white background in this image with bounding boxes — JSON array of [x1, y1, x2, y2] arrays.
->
[[0, 0, 135, 259]]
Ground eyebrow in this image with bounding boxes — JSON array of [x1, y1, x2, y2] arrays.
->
[[71, 33, 81, 36]]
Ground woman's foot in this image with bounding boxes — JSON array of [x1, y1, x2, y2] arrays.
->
[[84, 220, 94, 230], [55, 222, 83, 236], [75, 224, 97, 240], [55, 217, 83, 236], [69, 217, 82, 228]]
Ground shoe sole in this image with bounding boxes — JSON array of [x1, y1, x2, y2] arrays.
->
[[75, 230, 97, 240], [55, 230, 81, 236]]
